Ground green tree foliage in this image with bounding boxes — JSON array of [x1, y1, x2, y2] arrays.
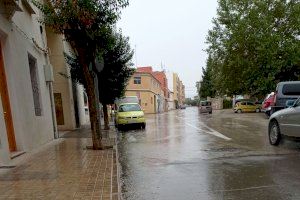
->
[[199, 57, 216, 98], [65, 30, 134, 130], [34, 0, 129, 149], [98, 31, 134, 105], [98, 31, 135, 129], [205, 0, 300, 96]]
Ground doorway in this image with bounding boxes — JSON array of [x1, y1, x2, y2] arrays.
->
[[0, 42, 17, 152]]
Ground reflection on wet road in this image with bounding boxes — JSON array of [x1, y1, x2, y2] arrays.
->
[[118, 107, 300, 200]]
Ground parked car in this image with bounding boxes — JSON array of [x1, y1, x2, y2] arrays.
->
[[268, 97, 300, 145], [270, 81, 300, 116], [199, 101, 212, 114], [180, 105, 187, 109], [255, 100, 263, 110], [261, 92, 275, 117], [234, 99, 253, 105], [234, 101, 260, 113], [115, 103, 146, 130]]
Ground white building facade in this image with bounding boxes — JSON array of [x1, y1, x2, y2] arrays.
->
[[166, 71, 175, 110], [0, 1, 55, 165]]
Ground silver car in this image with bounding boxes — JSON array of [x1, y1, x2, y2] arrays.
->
[[268, 97, 300, 145], [199, 101, 212, 114]]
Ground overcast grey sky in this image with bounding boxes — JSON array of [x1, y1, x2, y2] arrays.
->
[[117, 0, 218, 98]]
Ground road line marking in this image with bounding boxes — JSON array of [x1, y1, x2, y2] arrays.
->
[[176, 116, 232, 141]]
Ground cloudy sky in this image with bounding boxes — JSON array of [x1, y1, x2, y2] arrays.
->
[[117, 0, 218, 98]]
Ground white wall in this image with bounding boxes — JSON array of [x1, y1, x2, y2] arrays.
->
[[76, 84, 90, 126], [166, 71, 174, 92], [0, 3, 54, 155], [167, 92, 175, 110]]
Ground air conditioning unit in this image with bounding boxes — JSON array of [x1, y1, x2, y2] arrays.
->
[[44, 64, 54, 82]]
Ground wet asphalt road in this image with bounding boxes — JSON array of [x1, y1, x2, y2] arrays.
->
[[117, 107, 300, 200]]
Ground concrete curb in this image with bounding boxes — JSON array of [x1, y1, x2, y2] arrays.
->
[[115, 135, 123, 200]]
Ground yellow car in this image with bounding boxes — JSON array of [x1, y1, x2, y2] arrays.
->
[[115, 103, 146, 129], [234, 101, 261, 113]]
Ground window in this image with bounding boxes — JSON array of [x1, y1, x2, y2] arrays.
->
[[294, 99, 300, 107], [200, 101, 211, 106], [247, 102, 254, 106], [118, 104, 141, 112], [241, 102, 247, 105], [28, 54, 42, 116], [282, 84, 300, 95], [134, 77, 141, 84]]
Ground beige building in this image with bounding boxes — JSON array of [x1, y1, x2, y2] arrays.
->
[[125, 67, 164, 114], [0, 1, 55, 164], [46, 29, 89, 130], [172, 73, 185, 108], [179, 80, 185, 106]]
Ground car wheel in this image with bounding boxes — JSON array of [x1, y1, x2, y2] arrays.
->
[[237, 109, 242, 113], [141, 123, 146, 129], [255, 108, 260, 113], [269, 120, 281, 146]]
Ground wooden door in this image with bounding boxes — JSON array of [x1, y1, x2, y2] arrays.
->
[[0, 42, 17, 152]]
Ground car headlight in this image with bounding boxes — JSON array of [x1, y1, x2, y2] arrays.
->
[[138, 115, 144, 118]]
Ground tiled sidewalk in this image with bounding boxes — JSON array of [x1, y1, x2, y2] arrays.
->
[[0, 129, 119, 200]]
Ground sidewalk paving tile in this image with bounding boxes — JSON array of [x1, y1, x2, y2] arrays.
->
[[0, 128, 118, 200]]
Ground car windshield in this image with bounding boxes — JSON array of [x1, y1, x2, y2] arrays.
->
[[118, 104, 141, 112], [200, 101, 211, 106]]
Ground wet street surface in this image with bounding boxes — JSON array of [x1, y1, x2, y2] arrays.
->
[[118, 107, 300, 200]]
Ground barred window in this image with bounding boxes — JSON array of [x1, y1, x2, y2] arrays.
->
[[28, 54, 42, 116]]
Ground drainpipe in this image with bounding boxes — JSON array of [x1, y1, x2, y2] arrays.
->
[[44, 57, 58, 139], [48, 81, 58, 139]]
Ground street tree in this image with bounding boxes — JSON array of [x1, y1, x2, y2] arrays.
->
[[199, 57, 216, 99], [206, 0, 300, 97], [34, 0, 129, 149], [98, 31, 134, 130], [64, 30, 134, 130]]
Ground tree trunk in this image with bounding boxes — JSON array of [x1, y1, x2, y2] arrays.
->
[[103, 104, 109, 130], [81, 59, 103, 150]]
